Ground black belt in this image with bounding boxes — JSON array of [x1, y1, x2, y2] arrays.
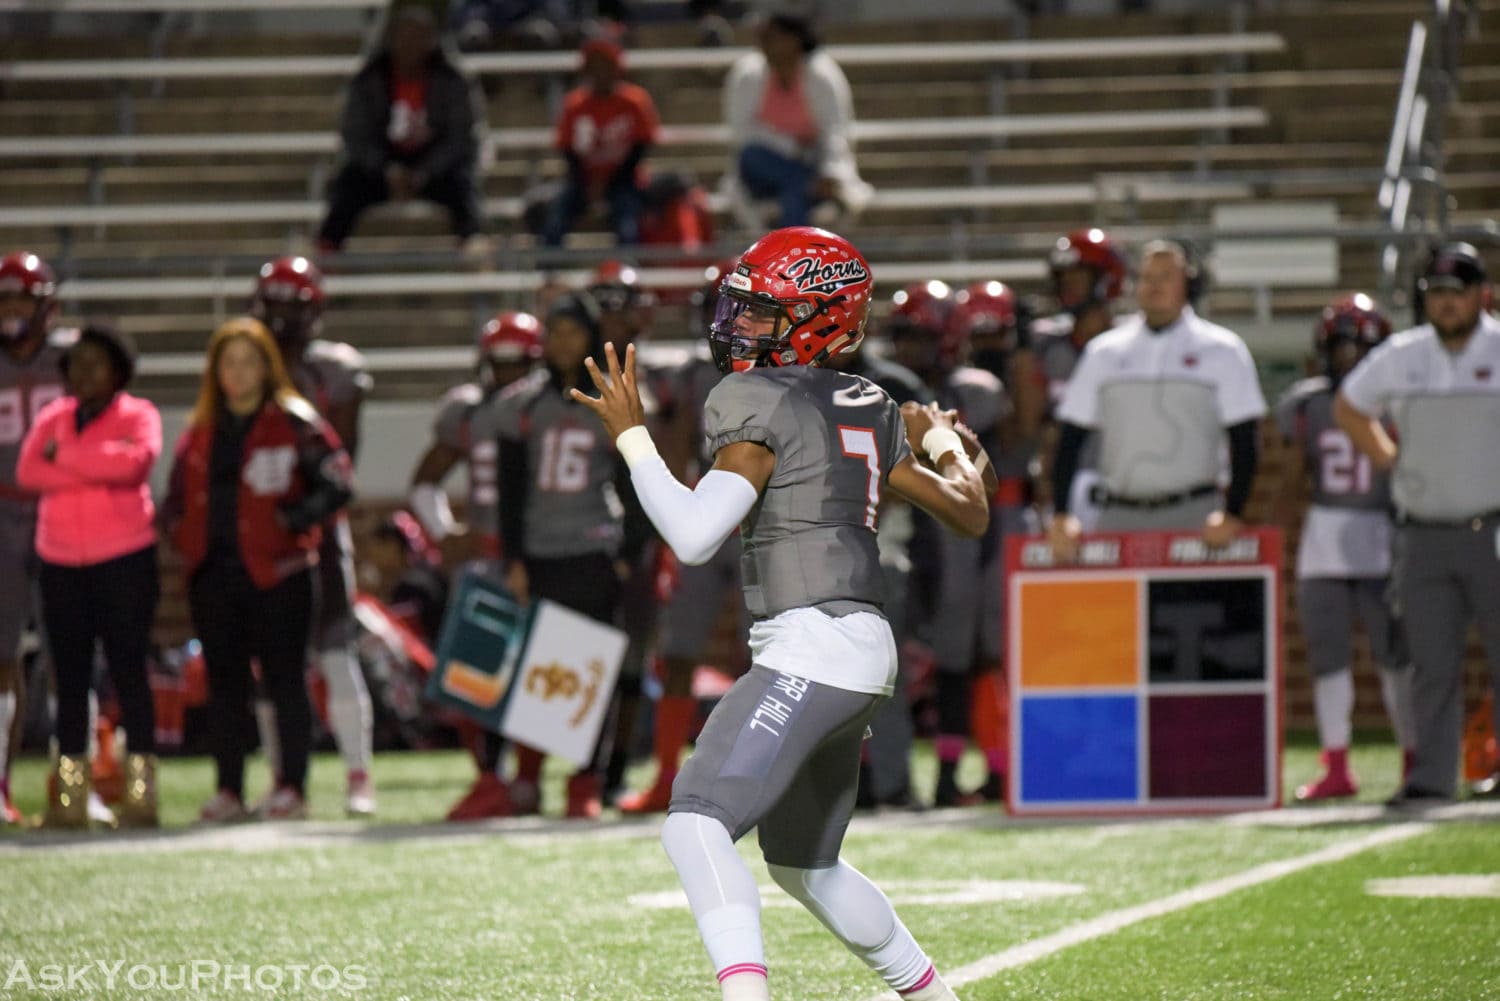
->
[[1397, 509, 1500, 530], [1091, 483, 1217, 510]]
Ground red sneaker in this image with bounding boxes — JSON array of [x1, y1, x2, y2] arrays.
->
[[446, 772, 515, 822], [1, 794, 21, 826], [1295, 769, 1359, 802], [565, 773, 602, 820], [617, 776, 674, 815]]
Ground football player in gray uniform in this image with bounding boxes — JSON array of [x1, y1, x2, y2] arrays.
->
[[1032, 228, 1128, 528], [886, 279, 1013, 806], [495, 291, 652, 820], [251, 256, 377, 816], [1271, 295, 1412, 800], [574, 227, 986, 1001], [413, 312, 544, 823], [0, 251, 73, 826]]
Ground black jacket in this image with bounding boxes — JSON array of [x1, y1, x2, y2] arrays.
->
[[338, 49, 483, 181]]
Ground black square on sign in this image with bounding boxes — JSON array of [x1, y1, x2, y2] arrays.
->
[[1147, 577, 1267, 683]]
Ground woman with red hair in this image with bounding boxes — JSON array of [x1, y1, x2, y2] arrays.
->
[[163, 318, 354, 823]]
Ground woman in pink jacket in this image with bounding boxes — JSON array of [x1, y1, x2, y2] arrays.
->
[[17, 323, 162, 829]]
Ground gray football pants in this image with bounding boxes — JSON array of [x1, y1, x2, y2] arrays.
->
[[1394, 518, 1500, 796]]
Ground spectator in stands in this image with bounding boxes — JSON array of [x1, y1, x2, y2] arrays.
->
[[17, 324, 161, 829], [317, 5, 486, 254], [450, 0, 572, 51], [542, 37, 660, 248], [162, 318, 354, 824], [721, 0, 871, 229]]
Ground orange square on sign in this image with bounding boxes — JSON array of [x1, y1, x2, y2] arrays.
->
[[1018, 578, 1138, 688]]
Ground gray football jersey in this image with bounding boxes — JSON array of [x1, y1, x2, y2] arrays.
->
[[1273, 376, 1391, 511], [433, 382, 501, 539], [1034, 317, 1082, 410], [703, 366, 913, 621], [292, 339, 372, 417], [0, 329, 73, 512], [495, 369, 624, 559], [1035, 320, 1102, 474]]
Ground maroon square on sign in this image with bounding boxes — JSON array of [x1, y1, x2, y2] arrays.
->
[[1148, 694, 1267, 799]]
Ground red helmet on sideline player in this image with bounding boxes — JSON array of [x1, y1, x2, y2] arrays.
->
[[1048, 228, 1127, 314], [478, 311, 543, 389], [708, 227, 873, 374], [949, 281, 1020, 345], [887, 279, 957, 372], [589, 260, 655, 349], [0, 251, 59, 343], [251, 255, 325, 349], [1316, 292, 1391, 383], [479, 311, 544, 363]]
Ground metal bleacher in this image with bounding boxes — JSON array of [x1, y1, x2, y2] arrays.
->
[[3, 1, 1497, 410]]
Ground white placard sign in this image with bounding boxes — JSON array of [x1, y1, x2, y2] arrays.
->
[[500, 599, 627, 768]]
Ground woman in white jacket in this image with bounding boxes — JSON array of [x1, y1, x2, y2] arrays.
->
[[722, 6, 872, 230]]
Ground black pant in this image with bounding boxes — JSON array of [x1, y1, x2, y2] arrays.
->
[[317, 162, 483, 248], [190, 560, 317, 798], [40, 546, 160, 758]]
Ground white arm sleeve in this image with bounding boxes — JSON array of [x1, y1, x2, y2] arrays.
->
[[409, 482, 458, 542], [628, 455, 759, 566]]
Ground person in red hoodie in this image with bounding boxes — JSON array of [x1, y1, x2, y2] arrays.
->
[[163, 318, 354, 824], [17, 323, 161, 829], [541, 36, 660, 248]]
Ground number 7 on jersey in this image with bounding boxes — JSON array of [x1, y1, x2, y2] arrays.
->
[[839, 425, 880, 530]]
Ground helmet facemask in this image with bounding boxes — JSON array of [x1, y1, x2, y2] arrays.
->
[[708, 289, 792, 374]]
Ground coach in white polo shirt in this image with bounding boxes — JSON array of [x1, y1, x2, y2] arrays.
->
[[1047, 240, 1266, 560], [1336, 242, 1500, 804]]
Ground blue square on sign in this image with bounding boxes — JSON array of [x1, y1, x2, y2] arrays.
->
[[1020, 695, 1139, 803]]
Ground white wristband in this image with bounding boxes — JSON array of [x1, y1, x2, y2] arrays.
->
[[922, 426, 964, 465], [615, 425, 659, 468]]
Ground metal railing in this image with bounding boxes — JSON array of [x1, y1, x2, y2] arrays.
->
[[1376, 0, 1477, 306]]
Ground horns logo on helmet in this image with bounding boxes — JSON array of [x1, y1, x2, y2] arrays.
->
[[783, 256, 870, 296]]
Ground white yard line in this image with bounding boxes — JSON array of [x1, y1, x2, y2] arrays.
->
[[860, 822, 1432, 1001]]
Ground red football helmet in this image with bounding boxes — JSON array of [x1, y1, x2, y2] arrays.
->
[[949, 281, 1019, 343], [887, 279, 957, 366], [589, 260, 655, 348], [479, 311, 544, 364], [1317, 293, 1390, 379], [1048, 228, 1128, 312], [0, 251, 58, 343], [709, 227, 873, 373], [251, 255, 325, 346]]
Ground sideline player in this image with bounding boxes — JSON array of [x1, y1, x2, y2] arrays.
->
[[408, 312, 543, 822], [1270, 294, 1413, 800], [1033, 228, 1128, 527], [250, 255, 376, 816], [574, 227, 985, 1001], [0, 252, 72, 825], [886, 280, 1010, 804]]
